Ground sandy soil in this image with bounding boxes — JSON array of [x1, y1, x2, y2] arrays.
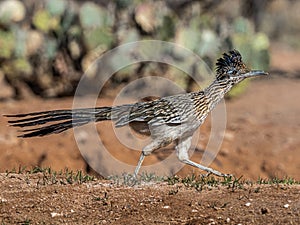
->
[[0, 172, 299, 224]]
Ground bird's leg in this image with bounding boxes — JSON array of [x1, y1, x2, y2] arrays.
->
[[134, 152, 145, 178], [176, 137, 228, 177], [182, 159, 227, 177], [134, 139, 173, 178]]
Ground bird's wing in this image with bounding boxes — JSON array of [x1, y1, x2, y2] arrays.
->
[[114, 93, 197, 127]]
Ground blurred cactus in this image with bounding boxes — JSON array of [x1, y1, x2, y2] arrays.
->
[[118, 28, 140, 44], [0, 0, 25, 25], [226, 17, 270, 98], [166, 66, 190, 90], [197, 30, 220, 57], [232, 17, 270, 69], [251, 33, 270, 70], [13, 58, 33, 76], [84, 28, 114, 52], [80, 2, 114, 52], [115, 0, 133, 9], [2, 58, 32, 79], [33, 10, 59, 33], [175, 27, 201, 52], [25, 31, 44, 56], [79, 2, 114, 29], [157, 15, 175, 41], [46, 0, 67, 17], [0, 30, 15, 58], [44, 38, 58, 59], [0, 0, 271, 99]]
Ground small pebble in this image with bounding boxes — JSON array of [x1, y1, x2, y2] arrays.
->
[[261, 207, 270, 214], [283, 204, 289, 208], [0, 197, 8, 203], [245, 202, 251, 207], [51, 212, 63, 217]]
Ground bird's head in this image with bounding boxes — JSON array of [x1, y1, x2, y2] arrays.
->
[[216, 50, 268, 83]]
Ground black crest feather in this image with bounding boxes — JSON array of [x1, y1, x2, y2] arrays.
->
[[216, 50, 243, 79]]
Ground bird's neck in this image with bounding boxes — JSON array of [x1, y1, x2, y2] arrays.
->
[[203, 79, 234, 111]]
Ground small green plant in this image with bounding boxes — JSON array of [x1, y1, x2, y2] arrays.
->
[[93, 192, 109, 206], [139, 172, 165, 183], [5, 166, 299, 188], [5, 166, 95, 185], [166, 175, 181, 185], [108, 172, 165, 186], [257, 177, 299, 185], [21, 219, 31, 225], [167, 174, 242, 189], [165, 174, 299, 192]]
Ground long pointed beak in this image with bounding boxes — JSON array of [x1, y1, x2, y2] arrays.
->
[[237, 70, 268, 79]]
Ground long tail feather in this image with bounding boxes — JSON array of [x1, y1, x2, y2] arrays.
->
[[5, 107, 112, 137], [5, 101, 159, 138]]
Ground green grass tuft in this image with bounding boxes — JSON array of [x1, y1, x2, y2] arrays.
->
[[108, 172, 165, 186], [257, 177, 300, 185], [166, 174, 299, 191], [4, 167, 299, 188], [5, 166, 95, 185]]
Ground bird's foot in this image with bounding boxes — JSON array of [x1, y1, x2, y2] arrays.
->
[[208, 170, 233, 178], [123, 173, 139, 186]]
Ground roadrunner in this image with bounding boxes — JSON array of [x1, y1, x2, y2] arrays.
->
[[6, 50, 268, 177]]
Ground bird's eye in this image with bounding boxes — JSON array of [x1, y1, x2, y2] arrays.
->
[[227, 69, 237, 75]]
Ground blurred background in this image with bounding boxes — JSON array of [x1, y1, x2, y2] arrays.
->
[[0, 0, 299, 179]]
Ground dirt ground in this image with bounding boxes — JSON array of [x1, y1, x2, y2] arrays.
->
[[0, 172, 299, 224], [0, 45, 300, 223]]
